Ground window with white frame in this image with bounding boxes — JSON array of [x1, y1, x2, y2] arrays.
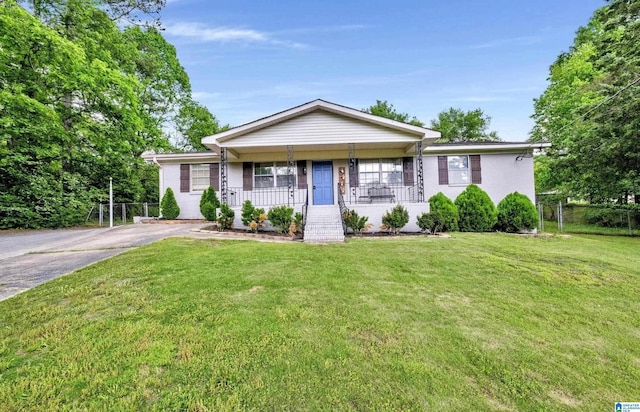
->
[[254, 162, 296, 189], [191, 164, 210, 191], [358, 158, 403, 185], [447, 155, 469, 185]]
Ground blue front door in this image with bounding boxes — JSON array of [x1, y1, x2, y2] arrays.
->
[[312, 161, 334, 205]]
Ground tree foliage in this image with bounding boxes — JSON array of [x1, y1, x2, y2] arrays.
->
[[531, 0, 640, 203], [175, 100, 228, 152], [364, 100, 425, 127], [1, 0, 217, 228], [430, 108, 501, 143]]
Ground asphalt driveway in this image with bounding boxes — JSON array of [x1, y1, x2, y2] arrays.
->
[[0, 223, 207, 301]]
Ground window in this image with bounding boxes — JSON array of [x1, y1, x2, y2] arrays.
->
[[358, 159, 403, 185], [254, 162, 296, 189], [447, 155, 469, 185], [191, 164, 210, 191]]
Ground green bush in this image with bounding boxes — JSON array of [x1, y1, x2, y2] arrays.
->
[[585, 207, 628, 228], [417, 211, 445, 234], [428, 192, 458, 231], [217, 204, 235, 231], [343, 210, 370, 234], [496, 192, 538, 232], [290, 212, 304, 236], [160, 188, 180, 220], [241, 200, 266, 231], [382, 205, 409, 234], [199, 186, 220, 221], [267, 205, 294, 234], [454, 184, 497, 232]]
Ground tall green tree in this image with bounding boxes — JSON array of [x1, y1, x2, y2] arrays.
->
[[430, 107, 501, 143], [364, 100, 425, 127], [531, 0, 640, 203], [1, 0, 218, 228], [175, 100, 228, 152]]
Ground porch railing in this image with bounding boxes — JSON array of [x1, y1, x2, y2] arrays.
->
[[343, 184, 421, 204], [227, 187, 308, 207], [337, 183, 348, 235]]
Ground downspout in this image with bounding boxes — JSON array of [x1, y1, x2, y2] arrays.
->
[[153, 156, 163, 218]]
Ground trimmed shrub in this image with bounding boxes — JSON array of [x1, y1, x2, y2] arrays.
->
[[496, 192, 539, 232], [160, 188, 180, 219], [241, 200, 266, 231], [381, 205, 409, 234], [267, 205, 294, 234], [217, 204, 235, 231], [417, 211, 445, 234], [289, 212, 304, 236], [343, 210, 371, 234], [199, 186, 220, 222], [454, 184, 497, 232], [428, 192, 458, 231]]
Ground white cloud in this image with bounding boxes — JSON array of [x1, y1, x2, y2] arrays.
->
[[164, 22, 306, 48]]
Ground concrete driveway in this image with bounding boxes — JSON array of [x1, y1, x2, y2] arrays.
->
[[0, 223, 208, 301]]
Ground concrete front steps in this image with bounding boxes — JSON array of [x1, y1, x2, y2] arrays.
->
[[303, 205, 345, 243]]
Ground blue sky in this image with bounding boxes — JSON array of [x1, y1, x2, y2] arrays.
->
[[161, 0, 605, 141]]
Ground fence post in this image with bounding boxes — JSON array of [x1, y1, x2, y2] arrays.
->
[[537, 202, 544, 232], [122, 203, 126, 225], [144, 202, 149, 218], [628, 210, 632, 236], [557, 201, 563, 232], [99, 204, 103, 227]]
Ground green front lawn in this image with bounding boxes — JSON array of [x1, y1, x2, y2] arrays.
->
[[1, 234, 639, 410]]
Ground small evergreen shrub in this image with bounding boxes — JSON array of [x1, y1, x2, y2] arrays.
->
[[454, 184, 497, 232], [381, 205, 409, 234], [496, 192, 539, 232], [343, 210, 371, 234], [241, 200, 266, 232], [217, 203, 235, 231], [199, 186, 220, 221], [289, 212, 304, 236], [417, 211, 445, 234], [160, 188, 180, 219], [428, 192, 458, 231], [267, 205, 294, 234]]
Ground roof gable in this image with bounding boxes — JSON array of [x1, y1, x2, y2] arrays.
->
[[202, 99, 440, 148]]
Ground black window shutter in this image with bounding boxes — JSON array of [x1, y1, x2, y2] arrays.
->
[[437, 156, 448, 185], [243, 162, 253, 190], [402, 157, 414, 186], [180, 164, 190, 192], [209, 163, 220, 190], [348, 158, 359, 187], [297, 161, 307, 189], [470, 155, 482, 184]]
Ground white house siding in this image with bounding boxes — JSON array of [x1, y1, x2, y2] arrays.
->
[[423, 153, 535, 206], [161, 163, 206, 219], [223, 111, 418, 148]]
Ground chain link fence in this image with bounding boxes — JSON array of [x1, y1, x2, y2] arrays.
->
[[85, 203, 160, 226], [537, 201, 640, 236]]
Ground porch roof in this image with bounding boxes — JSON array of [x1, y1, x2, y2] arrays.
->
[[201, 99, 440, 158]]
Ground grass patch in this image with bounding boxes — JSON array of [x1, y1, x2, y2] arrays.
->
[[1, 233, 639, 410], [543, 220, 639, 236]]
